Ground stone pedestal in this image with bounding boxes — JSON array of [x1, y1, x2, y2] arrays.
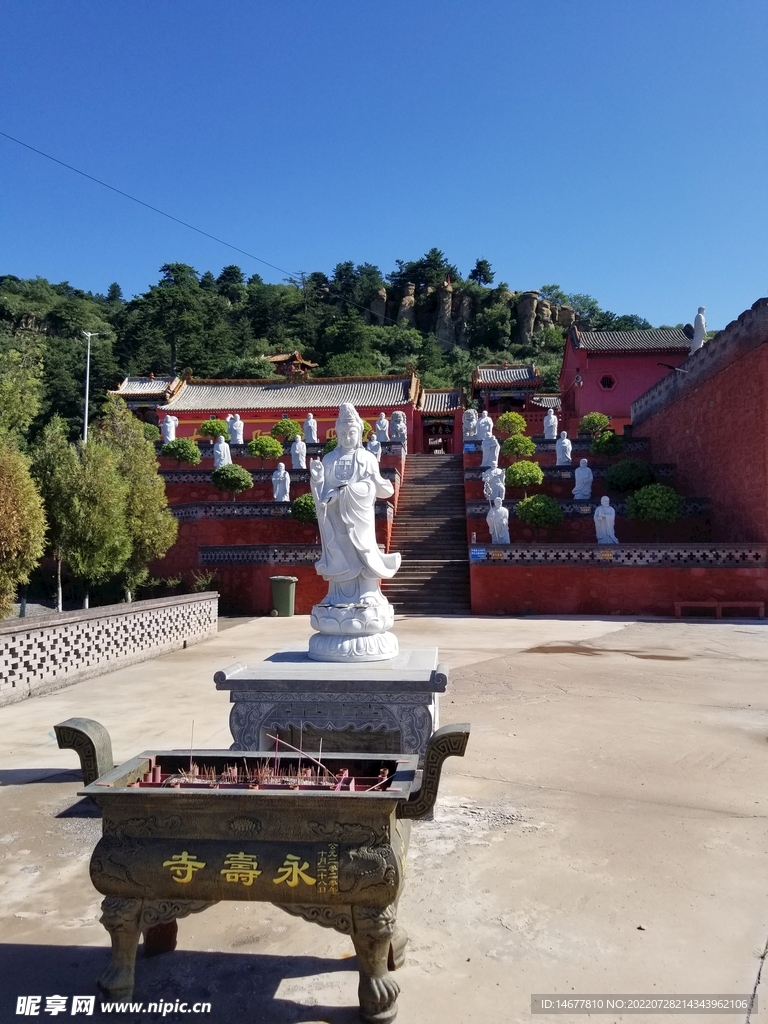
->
[[214, 646, 446, 764]]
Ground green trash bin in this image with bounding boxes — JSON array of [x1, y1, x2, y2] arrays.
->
[[269, 575, 298, 617]]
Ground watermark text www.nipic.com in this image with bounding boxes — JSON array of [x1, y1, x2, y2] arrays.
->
[[531, 995, 755, 1015], [16, 996, 213, 1016]]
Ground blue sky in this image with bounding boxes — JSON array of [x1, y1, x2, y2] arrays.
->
[[2, 0, 767, 329]]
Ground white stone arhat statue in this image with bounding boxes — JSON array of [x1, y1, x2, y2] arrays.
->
[[462, 408, 478, 441], [476, 410, 494, 439], [272, 462, 291, 502], [366, 434, 382, 462], [487, 496, 510, 545], [480, 434, 500, 468], [160, 413, 179, 443], [212, 435, 232, 469], [303, 413, 318, 443], [308, 402, 401, 662], [691, 306, 707, 353], [594, 495, 619, 544], [225, 413, 245, 445], [555, 430, 572, 466], [375, 412, 390, 442], [543, 408, 558, 440], [290, 433, 307, 470], [482, 463, 506, 504], [572, 458, 593, 499]]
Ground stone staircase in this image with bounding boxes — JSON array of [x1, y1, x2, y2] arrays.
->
[[382, 454, 471, 615]]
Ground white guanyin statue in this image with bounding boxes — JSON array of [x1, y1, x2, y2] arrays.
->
[[594, 495, 619, 544], [476, 410, 494, 440], [555, 431, 572, 466], [308, 402, 401, 662], [290, 434, 307, 469], [543, 408, 558, 440], [225, 413, 244, 445], [212, 435, 232, 469], [374, 412, 390, 442], [160, 414, 178, 443], [272, 462, 291, 502], [462, 408, 478, 440], [480, 435, 500, 468], [486, 496, 510, 544], [303, 413, 318, 443], [572, 458, 593, 499]]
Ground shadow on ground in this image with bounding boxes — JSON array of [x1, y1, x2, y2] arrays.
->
[[0, 943, 361, 1023]]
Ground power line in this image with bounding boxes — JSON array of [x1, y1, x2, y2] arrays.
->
[[0, 128, 402, 327], [0, 129, 298, 279]]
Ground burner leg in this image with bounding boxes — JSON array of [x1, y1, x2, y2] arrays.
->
[[352, 904, 400, 1024], [98, 898, 142, 999]]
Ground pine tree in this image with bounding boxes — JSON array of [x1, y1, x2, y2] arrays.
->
[[0, 444, 47, 618]]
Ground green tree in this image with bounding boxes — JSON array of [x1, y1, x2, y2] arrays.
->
[[270, 419, 303, 442], [162, 437, 202, 466], [291, 492, 318, 540], [198, 418, 231, 441], [516, 493, 563, 538], [95, 398, 178, 601], [501, 434, 536, 460], [30, 416, 79, 611], [468, 259, 494, 286], [605, 459, 655, 492], [495, 411, 527, 437], [0, 333, 44, 442], [0, 445, 47, 618], [66, 441, 131, 607], [539, 284, 569, 306], [505, 461, 544, 497], [142, 422, 161, 442], [590, 430, 625, 456], [212, 463, 254, 501], [626, 484, 685, 532], [579, 412, 611, 436], [248, 435, 284, 466]]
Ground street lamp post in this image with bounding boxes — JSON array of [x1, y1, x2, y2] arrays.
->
[[81, 331, 99, 442]]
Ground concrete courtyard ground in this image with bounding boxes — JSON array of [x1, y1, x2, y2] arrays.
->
[[1, 613, 767, 1024]]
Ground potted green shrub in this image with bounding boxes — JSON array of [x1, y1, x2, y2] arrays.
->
[[605, 458, 655, 492], [161, 437, 202, 467], [211, 463, 254, 501], [626, 483, 685, 540], [142, 422, 161, 442], [495, 411, 527, 437], [198, 418, 231, 442], [501, 434, 536, 461], [590, 430, 624, 456], [516, 493, 564, 539], [291, 492, 319, 541], [248, 435, 284, 466], [505, 460, 544, 497], [579, 412, 610, 436], [270, 419, 304, 443]]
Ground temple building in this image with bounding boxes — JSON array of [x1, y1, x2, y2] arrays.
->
[[559, 325, 690, 434], [107, 375, 182, 422], [263, 350, 319, 376]]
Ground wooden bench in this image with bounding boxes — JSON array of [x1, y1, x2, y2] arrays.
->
[[674, 601, 765, 619]]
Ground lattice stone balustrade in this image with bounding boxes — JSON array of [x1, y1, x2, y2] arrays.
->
[[466, 498, 709, 518], [158, 441, 405, 460], [468, 543, 768, 567], [171, 501, 393, 522], [199, 544, 322, 565], [464, 464, 675, 481], [160, 467, 401, 486], [463, 437, 650, 454], [0, 593, 218, 706]]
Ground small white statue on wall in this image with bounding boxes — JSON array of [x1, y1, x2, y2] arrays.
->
[[691, 306, 707, 353], [480, 435, 500, 468], [572, 458, 593, 499], [303, 413, 318, 443], [483, 463, 506, 503], [375, 412, 390, 442], [487, 497, 510, 544], [555, 431, 572, 466], [543, 408, 558, 440], [476, 411, 494, 440], [290, 433, 307, 469], [272, 462, 291, 502], [160, 414, 178, 443], [366, 434, 382, 462], [213, 435, 232, 469], [225, 413, 244, 445], [594, 495, 619, 544]]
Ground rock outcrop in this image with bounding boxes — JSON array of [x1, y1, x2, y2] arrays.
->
[[369, 287, 387, 326], [436, 280, 454, 349], [397, 282, 416, 327], [516, 290, 539, 344]]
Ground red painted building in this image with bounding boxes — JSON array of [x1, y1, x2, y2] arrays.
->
[[559, 327, 690, 435]]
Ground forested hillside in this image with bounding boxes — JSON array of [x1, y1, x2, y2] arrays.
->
[[0, 250, 653, 440]]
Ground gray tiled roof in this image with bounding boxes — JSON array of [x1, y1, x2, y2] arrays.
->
[[160, 377, 415, 411], [531, 395, 562, 409], [573, 328, 690, 353], [474, 365, 540, 386], [421, 389, 461, 413], [111, 376, 180, 398]]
